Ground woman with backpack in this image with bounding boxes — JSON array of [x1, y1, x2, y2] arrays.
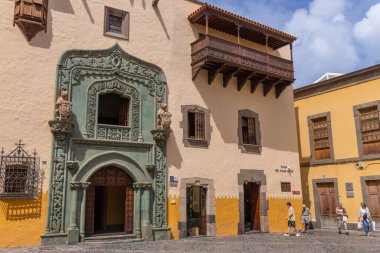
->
[[358, 202, 372, 236]]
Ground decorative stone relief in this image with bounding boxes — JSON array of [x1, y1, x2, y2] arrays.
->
[[55, 89, 72, 121], [157, 103, 172, 130], [85, 79, 140, 141], [151, 129, 171, 228]]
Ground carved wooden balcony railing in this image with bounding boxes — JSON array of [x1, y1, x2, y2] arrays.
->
[[96, 124, 131, 142], [191, 35, 294, 98]]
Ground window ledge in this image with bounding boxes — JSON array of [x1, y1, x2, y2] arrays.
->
[[104, 32, 129, 40], [239, 144, 262, 154], [185, 138, 209, 148], [310, 158, 335, 166]]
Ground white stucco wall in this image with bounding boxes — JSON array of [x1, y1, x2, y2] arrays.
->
[[0, 0, 300, 198]]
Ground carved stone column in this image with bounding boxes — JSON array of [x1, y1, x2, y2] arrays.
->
[[151, 129, 171, 240], [140, 182, 153, 241], [80, 183, 90, 241], [67, 182, 81, 245], [41, 119, 73, 246], [133, 183, 142, 239]]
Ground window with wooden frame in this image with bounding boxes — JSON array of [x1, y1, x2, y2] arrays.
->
[[359, 106, 380, 155], [281, 182, 291, 192], [188, 111, 205, 140], [311, 116, 331, 160], [104, 7, 129, 40], [238, 110, 261, 154], [181, 105, 211, 148], [242, 117, 256, 145], [98, 93, 130, 126]]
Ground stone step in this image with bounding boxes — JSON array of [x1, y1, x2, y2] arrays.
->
[[84, 233, 143, 244]]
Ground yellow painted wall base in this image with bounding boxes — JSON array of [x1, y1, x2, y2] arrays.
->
[[215, 197, 239, 236], [0, 192, 48, 247], [168, 195, 179, 239], [268, 198, 303, 233]]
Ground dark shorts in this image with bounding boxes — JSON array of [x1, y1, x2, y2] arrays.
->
[[288, 221, 296, 228]]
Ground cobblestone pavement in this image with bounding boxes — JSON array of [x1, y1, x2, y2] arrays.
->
[[1, 230, 379, 253]]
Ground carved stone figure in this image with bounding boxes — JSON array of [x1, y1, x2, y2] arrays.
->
[[55, 89, 72, 120], [157, 103, 172, 129]]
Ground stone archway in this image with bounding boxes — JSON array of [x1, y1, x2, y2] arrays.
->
[[85, 166, 134, 236]]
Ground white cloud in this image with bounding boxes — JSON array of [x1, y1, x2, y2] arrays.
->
[[285, 0, 359, 86], [354, 3, 380, 59]]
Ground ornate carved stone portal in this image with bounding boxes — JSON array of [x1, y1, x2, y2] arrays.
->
[[42, 44, 170, 245]]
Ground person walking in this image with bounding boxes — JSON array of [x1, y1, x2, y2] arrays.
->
[[301, 204, 310, 233], [336, 203, 349, 235], [284, 202, 300, 237], [358, 202, 372, 236]]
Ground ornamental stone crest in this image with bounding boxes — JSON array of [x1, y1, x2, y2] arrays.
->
[[157, 103, 172, 130], [55, 89, 72, 121]]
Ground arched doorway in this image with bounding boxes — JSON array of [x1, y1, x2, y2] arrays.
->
[[85, 166, 134, 236]]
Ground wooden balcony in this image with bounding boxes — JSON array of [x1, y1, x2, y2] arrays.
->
[[191, 35, 294, 98]]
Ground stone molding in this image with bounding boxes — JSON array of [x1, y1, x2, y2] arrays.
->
[[180, 105, 212, 148], [178, 177, 216, 238], [237, 110, 262, 154], [307, 112, 335, 165], [237, 170, 268, 233]]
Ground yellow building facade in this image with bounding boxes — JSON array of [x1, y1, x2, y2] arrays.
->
[[295, 65, 380, 229]]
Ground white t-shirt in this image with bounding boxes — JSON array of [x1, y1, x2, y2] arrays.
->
[[359, 207, 371, 220], [288, 206, 295, 221]]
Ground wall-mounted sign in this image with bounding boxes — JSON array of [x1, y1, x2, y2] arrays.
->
[[275, 165, 294, 175], [345, 182, 354, 198], [169, 176, 178, 187], [292, 190, 300, 195]]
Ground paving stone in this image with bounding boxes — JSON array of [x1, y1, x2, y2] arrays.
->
[[1, 230, 379, 253]]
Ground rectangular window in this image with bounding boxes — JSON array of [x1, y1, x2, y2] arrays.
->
[[242, 117, 256, 145], [188, 112, 205, 140], [359, 106, 380, 155], [281, 182, 291, 192], [104, 7, 129, 40], [312, 116, 330, 160]]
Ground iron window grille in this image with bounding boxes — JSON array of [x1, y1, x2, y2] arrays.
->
[[0, 141, 39, 199], [188, 111, 205, 140], [281, 182, 291, 192], [242, 117, 256, 145]]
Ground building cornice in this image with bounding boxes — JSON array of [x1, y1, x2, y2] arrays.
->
[[294, 64, 380, 101]]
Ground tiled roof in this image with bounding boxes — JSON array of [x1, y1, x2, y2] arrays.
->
[[188, 3, 297, 42]]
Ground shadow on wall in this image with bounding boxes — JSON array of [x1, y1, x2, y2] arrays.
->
[[300, 166, 311, 210], [295, 107, 312, 164], [192, 70, 299, 153], [0, 169, 45, 221], [167, 133, 183, 169], [26, 0, 75, 49]]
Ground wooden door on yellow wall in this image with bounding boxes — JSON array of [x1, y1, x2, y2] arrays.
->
[[367, 180, 380, 223], [317, 182, 336, 227]]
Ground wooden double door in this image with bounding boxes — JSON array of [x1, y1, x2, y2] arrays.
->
[[85, 166, 134, 236], [186, 186, 207, 236], [244, 182, 261, 231], [316, 182, 337, 227], [367, 180, 380, 223]]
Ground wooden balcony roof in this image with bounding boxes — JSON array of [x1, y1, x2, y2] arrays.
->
[[188, 4, 297, 50]]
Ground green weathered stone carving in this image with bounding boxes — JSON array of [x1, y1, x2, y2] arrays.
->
[[43, 44, 170, 245]]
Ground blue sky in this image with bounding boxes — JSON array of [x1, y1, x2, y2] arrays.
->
[[206, 0, 380, 87]]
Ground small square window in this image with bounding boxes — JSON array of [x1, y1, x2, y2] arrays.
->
[[104, 7, 129, 40], [281, 182, 291, 192]]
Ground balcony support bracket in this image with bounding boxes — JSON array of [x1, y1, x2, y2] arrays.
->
[[250, 75, 267, 94], [275, 81, 292, 98], [237, 72, 254, 91], [208, 63, 225, 85], [223, 68, 240, 88], [263, 78, 281, 97]]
